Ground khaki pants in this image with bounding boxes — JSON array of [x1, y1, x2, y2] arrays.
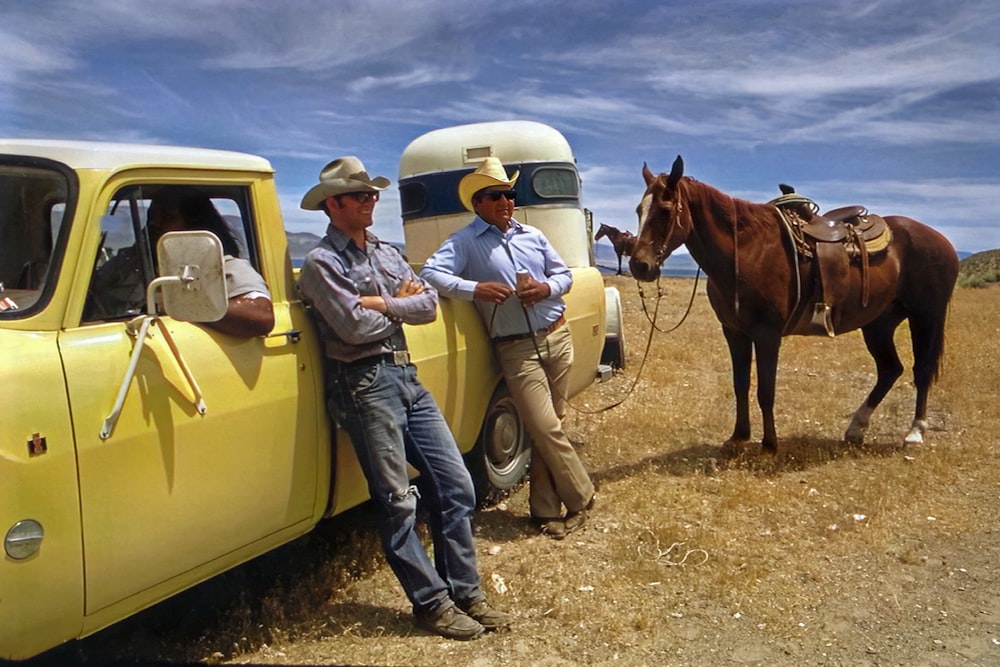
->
[[495, 326, 595, 519]]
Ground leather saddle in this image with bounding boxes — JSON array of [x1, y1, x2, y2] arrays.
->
[[801, 205, 888, 246], [770, 186, 893, 336]]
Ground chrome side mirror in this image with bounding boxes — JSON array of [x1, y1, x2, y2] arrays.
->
[[154, 231, 228, 322]]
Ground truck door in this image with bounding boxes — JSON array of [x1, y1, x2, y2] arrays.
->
[[0, 160, 86, 659], [59, 182, 320, 617]]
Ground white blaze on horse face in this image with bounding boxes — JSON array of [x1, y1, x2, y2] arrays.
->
[[637, 192, 653, 235]]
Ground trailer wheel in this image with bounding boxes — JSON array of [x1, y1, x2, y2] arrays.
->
[[601, 286, 626, 369], [467, 383, 531, 506]]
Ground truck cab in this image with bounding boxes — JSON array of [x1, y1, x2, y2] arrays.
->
[[0, 141, 335, 660]]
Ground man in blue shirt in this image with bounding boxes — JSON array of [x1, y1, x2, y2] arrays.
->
[[420, 157, 596, 541], [297, 157, 510, 640]]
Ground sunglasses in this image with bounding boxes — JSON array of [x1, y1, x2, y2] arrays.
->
[[478, 189, 516, 202], [340, 191, 380, 204]]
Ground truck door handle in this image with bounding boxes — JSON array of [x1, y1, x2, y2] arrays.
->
[[266, 329, 301, 343]]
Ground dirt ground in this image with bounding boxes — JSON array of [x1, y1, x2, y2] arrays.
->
[[16, 278, 1000, 667]]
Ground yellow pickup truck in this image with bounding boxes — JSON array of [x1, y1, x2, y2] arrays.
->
[[0, 132, 616, 660]]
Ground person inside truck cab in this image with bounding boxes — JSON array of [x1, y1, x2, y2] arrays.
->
[[145, 186, 274, 337], [296, 156, 511, 641], [87, 186, 274, 337]]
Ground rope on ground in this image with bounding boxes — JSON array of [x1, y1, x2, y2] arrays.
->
[[637, 529, 709, 567]]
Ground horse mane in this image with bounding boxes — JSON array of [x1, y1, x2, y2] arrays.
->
[[681, 176, 777, 235]]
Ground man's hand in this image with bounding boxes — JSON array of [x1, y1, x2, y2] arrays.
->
[[474, 281, 515, 305], [517, 275, 551, 307], [395, 278, 425, 297], [360, 279, 425, 313]]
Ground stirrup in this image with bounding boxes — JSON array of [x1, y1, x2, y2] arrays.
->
[[811, 303, 835, 337]]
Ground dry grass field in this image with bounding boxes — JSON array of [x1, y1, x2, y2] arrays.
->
[[24, 276, 1000, 667]]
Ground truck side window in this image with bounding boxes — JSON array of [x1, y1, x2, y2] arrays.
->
[[83, 184, 263, 323], [0, 162, 69, 315]]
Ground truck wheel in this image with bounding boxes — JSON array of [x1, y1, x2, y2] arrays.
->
[[601, 286, 626, 369], [467, 384, 531, 506]]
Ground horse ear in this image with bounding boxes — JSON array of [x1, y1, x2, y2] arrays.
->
[[642, 162, 655, 186], [668, 155, 684, 187]]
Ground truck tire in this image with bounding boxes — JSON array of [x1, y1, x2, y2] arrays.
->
[[601, 286, 626, 369], [467, 383, 531, 507]]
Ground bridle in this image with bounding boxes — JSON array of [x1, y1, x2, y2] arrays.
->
[[641, 178, 687, 269], [637, 179, 701, 333]]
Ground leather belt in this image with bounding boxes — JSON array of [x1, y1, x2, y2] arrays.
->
[[493, 315, 566, 344], [331, 350, 410, 369]]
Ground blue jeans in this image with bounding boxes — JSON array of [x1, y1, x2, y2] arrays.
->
[[326, 360, 484, 616]]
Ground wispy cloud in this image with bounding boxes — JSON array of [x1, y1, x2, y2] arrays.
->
[[2, 0, 998, 250]]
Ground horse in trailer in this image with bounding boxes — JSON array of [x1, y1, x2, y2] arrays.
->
[[595, 223, 637, 275], [629, 156, 959, 452]]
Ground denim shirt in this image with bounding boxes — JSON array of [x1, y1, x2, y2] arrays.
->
[[419, 217, 572, 338], [297, 225, 437, 362]]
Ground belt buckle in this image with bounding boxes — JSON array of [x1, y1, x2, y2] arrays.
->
[[393, 350, 410, 366]]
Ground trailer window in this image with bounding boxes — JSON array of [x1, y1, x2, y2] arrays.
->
[[400, 182, 429, 217], [531, 166, 579, 199]]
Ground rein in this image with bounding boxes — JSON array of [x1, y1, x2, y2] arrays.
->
[[519, 275, 699, 417], [638, 270, 701, 333], [553, 279, 666, 415]]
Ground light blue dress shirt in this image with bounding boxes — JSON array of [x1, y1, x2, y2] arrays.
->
[[419, 217, 572, 338]]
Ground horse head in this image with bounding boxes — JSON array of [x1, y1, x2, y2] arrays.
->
[[629, 155, 689, 281], [594, 223, 610, 241]]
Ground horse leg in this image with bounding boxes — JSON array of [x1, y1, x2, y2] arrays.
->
[[616, 252, 623, 275], [753, 334, 782, 452], [722, 326, 753, 448], [845, 316, 905, 444], [904, 313, 948, 445]]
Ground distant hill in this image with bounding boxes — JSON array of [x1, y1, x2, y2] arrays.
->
[[593, 242, 700, 277], [287, 231, 322, 260], [958, 248, 1000, 288], [286, 231, 406, 266]]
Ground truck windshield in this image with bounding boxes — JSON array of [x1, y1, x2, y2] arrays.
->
[[0, 162, 71, 316]]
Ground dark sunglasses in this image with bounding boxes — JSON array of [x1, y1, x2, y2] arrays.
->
[[340, 191, 380, 204], [478, 189, 516, 202]]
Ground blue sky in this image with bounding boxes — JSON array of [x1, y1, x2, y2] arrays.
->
[[3, 0, 998, 253]]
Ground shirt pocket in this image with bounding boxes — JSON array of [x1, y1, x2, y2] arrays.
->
[[347, 266, 378, 296]]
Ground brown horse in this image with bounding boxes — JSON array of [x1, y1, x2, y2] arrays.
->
[[595, 223, 637, 275], [629, 156, 959, 451]]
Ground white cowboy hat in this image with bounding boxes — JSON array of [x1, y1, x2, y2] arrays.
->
[[300, 156, 390, 210], [457, 156, 520, 212]]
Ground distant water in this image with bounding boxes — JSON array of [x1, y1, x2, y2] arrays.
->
[[595, 263, 699, 278]]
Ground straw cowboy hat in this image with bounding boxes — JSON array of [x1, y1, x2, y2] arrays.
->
[[458, 156, 520, 212], [300, 156, 391, 210]]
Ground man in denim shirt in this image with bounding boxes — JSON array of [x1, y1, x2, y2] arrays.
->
[[296, 157, 509, 641]]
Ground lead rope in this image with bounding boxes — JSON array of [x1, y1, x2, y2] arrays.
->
[[638, 268, 701, 333], [542, 277, 665, 415], [520, 195, 700, 415], [497, 235, 662, 415]]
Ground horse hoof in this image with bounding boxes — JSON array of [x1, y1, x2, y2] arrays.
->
[[904, 419, 928, 445]]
